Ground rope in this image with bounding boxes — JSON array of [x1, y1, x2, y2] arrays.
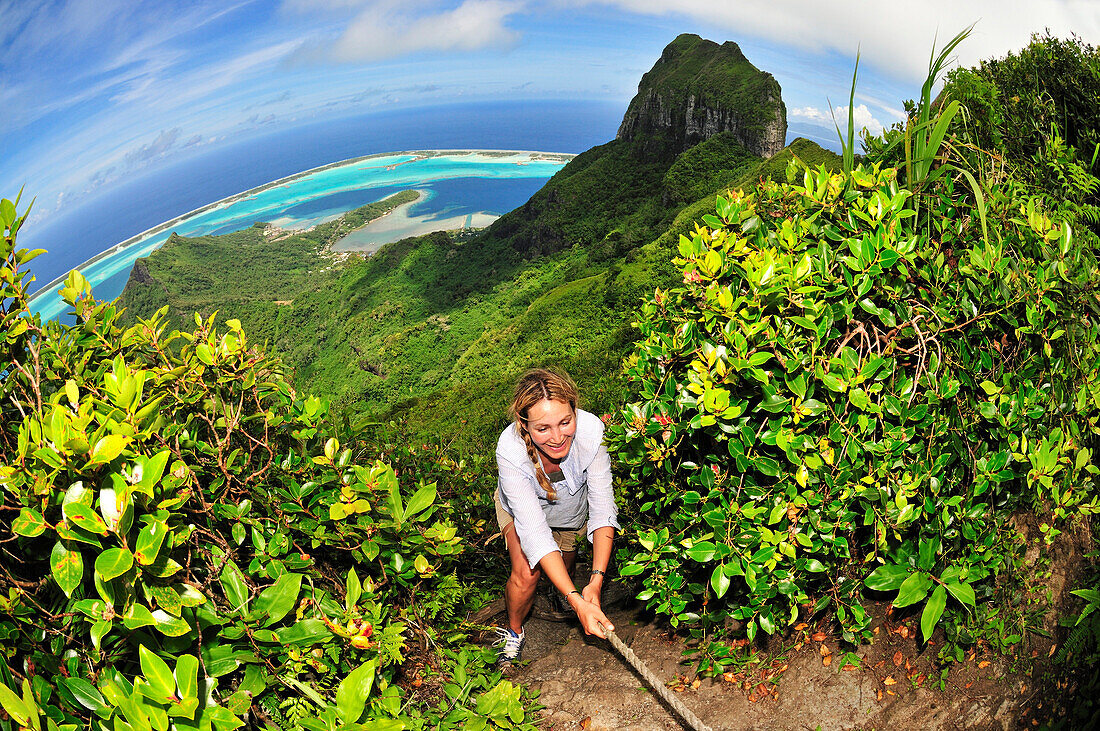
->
[[599, 623, 714, 731]]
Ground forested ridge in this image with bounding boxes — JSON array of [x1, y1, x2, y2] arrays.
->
[[2, 29, 1100, 730]]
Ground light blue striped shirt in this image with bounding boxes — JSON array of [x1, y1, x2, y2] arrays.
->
[[496, 409, 620, 569]]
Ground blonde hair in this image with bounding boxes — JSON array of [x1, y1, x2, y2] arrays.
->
[[509, 368, 579, 502]]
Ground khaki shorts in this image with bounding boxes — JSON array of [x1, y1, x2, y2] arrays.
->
[[495, 490, 586, 553]]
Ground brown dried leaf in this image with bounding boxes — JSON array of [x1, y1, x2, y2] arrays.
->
[[794, 642, 804, 651], [873, 626, 880, 635], [1049, 645, 1057, 657], [794, 623, 808, 631], [978, 660, 991, 669], [723, 672, 736, 683], [691, 679, 701, 690], [883, 676, 897, 686], [822, 654, 833, 666], [877, 689, 883, 701], [812, 632, 827, 642], [892, 651, 903, 667], [580, 718, 592, 730], [898, 626, 910, 638], [820, 644, 831, 656]]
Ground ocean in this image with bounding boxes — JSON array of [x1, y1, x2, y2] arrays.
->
[[21, 99, 624, 317]]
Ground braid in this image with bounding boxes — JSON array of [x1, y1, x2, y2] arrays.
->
[[518, 424, 557, 501]]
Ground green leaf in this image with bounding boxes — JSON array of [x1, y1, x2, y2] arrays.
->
[[275, 618, 331, 645], [220, 560, 249, 612], [95, 547, 134, 581], [63, 481, 93, 508], [979, 380, 1002, 396], [175, 655, 199, 700], [893, 572, 933, 608], [195, 344, 215, 365], [134, 520, 169, 565], [88, 434, 130, 466], [0, 198, 17, 227], [0, 682, 29, 726], [63, 502, 109, 535], [133, 451, 172, 496], [90, 619, 111, 651], [12, 507, 47, 537], [335, 660, 376, 725], [403, 482, 437, 521], [754, 456, 780, 477], [253, 572, 302, 626], [864, 564, 909, 592], [139, 645, 176, 698], [710, 564, 731, 598], [151, 609, 191, 637], [123, 603, 157, 630], [150, 585, 183, 616], [386, 475, 404, 526], [804, 558, 827, 573], [945, 581, 976, 609], [59, 677, 108, 715], [346, 567, 362, 610], [799, 399, 827, 416], [921, 584, 947, 641], [51, 541, 84, 597], [686, 541, 716, 562]]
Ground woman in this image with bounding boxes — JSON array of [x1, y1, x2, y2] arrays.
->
[[493, 368, 619, 665]]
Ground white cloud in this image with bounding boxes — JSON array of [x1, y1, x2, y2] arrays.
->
[[791, 104, 885, 135], [567, 0, 1100, 82], [316, 0, 524, 63]]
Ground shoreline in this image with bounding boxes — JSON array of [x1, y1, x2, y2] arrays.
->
[[331, 189, 499, 254], [27, 148, 574, 302]]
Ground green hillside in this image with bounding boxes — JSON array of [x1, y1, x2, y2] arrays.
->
[[5, 30, 1100, 731], [118, 36, 816, 447]]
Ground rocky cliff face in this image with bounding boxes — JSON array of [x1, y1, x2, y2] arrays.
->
[[617, 34, 786, 159]]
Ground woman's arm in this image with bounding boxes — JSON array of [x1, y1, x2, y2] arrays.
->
[[538, 546, 615, 638], [582, 526, 614, 609]]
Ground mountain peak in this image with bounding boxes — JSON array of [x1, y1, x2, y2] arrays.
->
[[617, 34, 786, 159]]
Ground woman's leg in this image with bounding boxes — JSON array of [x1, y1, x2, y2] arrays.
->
[[503, 522, 541, 634], [561, 550, 576, 578]]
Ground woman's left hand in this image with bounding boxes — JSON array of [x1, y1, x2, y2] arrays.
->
[[582, 577, 602, 609]]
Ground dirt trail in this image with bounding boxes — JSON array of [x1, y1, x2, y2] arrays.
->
[[488, 583, 1051, 731]]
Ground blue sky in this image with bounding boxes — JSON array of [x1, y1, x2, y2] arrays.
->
[[3, 0, 1098, 226]]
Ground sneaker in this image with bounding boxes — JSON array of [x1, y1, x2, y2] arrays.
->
[[493, 627, 525, 665]]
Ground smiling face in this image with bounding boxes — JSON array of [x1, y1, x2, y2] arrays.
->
[[524, 398, 577, 464]]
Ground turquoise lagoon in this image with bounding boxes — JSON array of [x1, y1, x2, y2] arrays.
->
[[28, 150, 570, 322]]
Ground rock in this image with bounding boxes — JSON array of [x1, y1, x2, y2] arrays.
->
[[617, 34, 787, 159]]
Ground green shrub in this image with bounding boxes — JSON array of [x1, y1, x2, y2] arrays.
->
[[0, 198, 535, 731], [607, 160, 1100, 669]]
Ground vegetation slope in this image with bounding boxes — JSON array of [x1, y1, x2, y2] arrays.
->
[[118, 35, 834, 448], [7, 29, 1099, 731]]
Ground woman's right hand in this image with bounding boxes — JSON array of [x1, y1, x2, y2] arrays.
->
[[569, 594, 614, 638]]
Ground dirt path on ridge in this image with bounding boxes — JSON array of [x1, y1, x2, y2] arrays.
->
[[482, 578, 1066, 731]]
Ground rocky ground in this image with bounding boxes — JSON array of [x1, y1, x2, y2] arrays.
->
[[480, 575, 1080, 731]]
